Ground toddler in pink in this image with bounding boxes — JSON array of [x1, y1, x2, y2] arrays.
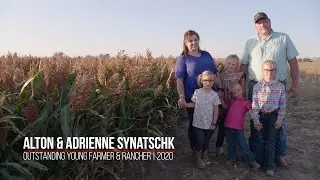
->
[[224, 83, 260, 169]]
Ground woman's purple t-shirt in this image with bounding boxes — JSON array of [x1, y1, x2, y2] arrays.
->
[[174, 51, 218, 99]]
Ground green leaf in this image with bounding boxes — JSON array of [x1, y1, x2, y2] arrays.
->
[[0, 168, 11, 179], [87, 109, 105, 119], [1, 106, 14, 115], [60, 104, 71, 139], [146, 128, 162, 137], [0, 116, 25, 136], [20, 161, 47, 171], [0, 92, 6, 106], [19, 71, 41, 97], [0, 168, 25, 180], [10, 100, 53, 146], [0, 162, 32, 175], [149, 125, 164, 136], [59, 73, 76, 139], [59, 73, 76, 107], [138, 97, 153, 116]]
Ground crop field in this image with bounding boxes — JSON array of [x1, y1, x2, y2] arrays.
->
[[0, 52, 319, 180]]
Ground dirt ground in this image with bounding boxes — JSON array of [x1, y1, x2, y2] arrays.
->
[[122, 93, 320, 180]]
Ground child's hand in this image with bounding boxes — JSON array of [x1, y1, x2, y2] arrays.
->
[[254, 123, 263, 131], [222, 103, 228, 109], [218, 90, 224, 99], [185, 102, 195, 108], [274, 120, 281, 129], [211, 123, 217, 130]]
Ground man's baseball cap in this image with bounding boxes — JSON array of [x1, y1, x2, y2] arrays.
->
[[254, 12, 269, 23]]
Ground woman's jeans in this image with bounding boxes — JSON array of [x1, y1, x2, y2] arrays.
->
[[186, 99, 195, 150], [216, 107, 227, 148]]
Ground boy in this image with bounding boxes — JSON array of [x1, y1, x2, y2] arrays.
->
[[251, 60, 286, 176]]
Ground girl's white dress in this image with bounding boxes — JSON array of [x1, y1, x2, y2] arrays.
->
[[191, 88, 221, 129]]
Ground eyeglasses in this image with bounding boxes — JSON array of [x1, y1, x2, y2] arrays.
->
[[202, 79, 214, 82], [263, 68, 276, 72]]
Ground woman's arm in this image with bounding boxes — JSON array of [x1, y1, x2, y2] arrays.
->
[[176, 78, 186, 108], [176, 78, 185, 98]]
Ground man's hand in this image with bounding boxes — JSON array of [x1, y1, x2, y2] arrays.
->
[[254, 123, 263, 131], [287, 86, 299, 98], [274, 120, 281, 129]]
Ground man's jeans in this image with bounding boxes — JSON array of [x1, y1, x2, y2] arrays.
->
[[225, 127, 255, 163], [250, 111, 280, 170], [193, 127, 215, 152], [248, 80, 288, 160]]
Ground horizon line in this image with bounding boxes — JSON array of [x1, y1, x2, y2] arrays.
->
[[1, 51, 320, 60]]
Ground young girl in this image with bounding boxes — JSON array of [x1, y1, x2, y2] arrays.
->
[[215, 54, 246, 156], [186, 70, 221, 168], [224, 83, 261, 169]]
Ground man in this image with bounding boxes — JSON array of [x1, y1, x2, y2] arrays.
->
[[241, 12, 300, 167]]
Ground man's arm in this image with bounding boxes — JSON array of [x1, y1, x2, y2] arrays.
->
[[288, 57, 300, 96], [240, 64, 248, 75], [286, 34, 300, 97], [240, 40, 250, 76]]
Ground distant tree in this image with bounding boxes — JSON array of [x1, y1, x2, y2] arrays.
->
[[53, 52, 67, 59], [303, 58, 313, 62], [116, 49, 128, 61], [145, 49, 153, 60], [98, 53, 110, 60]]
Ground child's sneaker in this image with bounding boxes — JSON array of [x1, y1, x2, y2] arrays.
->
[[276, 157, 288, 167], [265, 170, 275, 176], [249, 161, 261, 169], [202, 151, 208, 162], [195, 151, 206, 168], [226, 160, 237, 167], [216, 147, 224, 156]]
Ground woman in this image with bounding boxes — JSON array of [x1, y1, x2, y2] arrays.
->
[[174, 30, 222, 155]]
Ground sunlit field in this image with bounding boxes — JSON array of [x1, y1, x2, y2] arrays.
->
[[0, 52, 319, 179]]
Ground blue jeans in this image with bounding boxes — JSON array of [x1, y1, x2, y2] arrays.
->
[[193, 127, 215, 152], [248, 80, 288, 159], [251, 111, 280, 170], [186, 99, 195, 151], [225, 127, 255, 163], [216, 107, 227, 147]]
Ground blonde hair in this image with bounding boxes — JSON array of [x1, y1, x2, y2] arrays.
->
[[223, 54, 240, 72], [263, 60, 277, 69], [197, 70, 216, 87]]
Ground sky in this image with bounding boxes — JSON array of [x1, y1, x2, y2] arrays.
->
[[1, 0, 319, 58]]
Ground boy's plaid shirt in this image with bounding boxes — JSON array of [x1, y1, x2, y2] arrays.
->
[[252, 80, 286, 124]]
